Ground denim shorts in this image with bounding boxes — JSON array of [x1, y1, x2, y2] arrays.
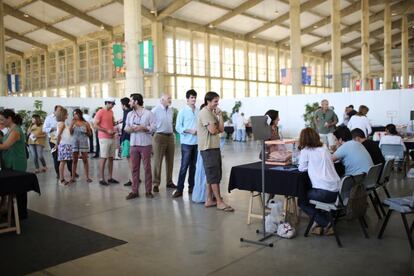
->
[[200, 148, 222, 184]]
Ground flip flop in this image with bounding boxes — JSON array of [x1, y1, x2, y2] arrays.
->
[[205, 202, 217, 208], [217, 205, 234, 212]]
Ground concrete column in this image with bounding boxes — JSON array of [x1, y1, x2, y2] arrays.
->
[[331, 0, 342, 92], [289, 0, 302, 94], [361, 0, 370, 91], [45, 51, 49, 94], [401, 15, 408, 89], [383, 0, 392, 90], [124, 0, 144, 96], [0, 0, 6, 96], [151, 22, 164, 98]]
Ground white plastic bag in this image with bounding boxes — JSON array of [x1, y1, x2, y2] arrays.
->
[[267, 199, 284, 223], [265, 215, 278, 233], [276, 222, 296, 239]]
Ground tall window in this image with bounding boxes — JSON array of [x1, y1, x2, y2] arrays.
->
[[31, 56, 39, 90], [165, 36, 174, 74], [78, 44, 87, 83], [222, 39, 234, 79], [248, 44, 256, 80], [101, 40, 112, 80], [257, 46, 267, 81], [235, 41, 245, 79], [175, 30, 191, 75], [58, 50, 66, 86], [210, 35, 220, 78], [268, 48, 276, 82], [193, 32, 205, 76], [88, 41, 99, 82], [67, 47, 74, 85], [48, 52, 56, 88]]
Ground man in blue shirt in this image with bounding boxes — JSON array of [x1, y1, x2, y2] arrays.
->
[[332, 126, 373, 176], [172, 89, 199, 198]]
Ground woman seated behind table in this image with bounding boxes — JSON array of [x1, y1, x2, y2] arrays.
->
[[297, 127, 341, 236], [0, 109, 28, 219], [379, 124, 406, 151]]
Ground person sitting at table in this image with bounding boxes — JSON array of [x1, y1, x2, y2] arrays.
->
[[332, 126, 373, 176], [379, 124, 406, 151], [0, 109, 28, 219], [298, 127, 341, 235], [351, 128, 385, 166], [347, 105, 372, 137]]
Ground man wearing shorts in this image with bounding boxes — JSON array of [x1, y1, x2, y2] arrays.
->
[[197, 91, 233, 212], [314, 99, 338, 150], [94, 98, 119, 186], [120, 97, 133, 186]]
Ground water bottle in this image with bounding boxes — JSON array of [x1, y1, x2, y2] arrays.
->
[[291, 143, 299, 165]]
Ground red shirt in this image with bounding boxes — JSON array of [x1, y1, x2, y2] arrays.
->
[[95, 108, 114, 139]]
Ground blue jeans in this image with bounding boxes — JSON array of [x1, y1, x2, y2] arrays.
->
[[236, 129, 246, 141], [177, 144, 198, 192], [298, 188, 338, 227]]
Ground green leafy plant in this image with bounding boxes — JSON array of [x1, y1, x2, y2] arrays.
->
[[230, 101, 242, 123], [303, 102, 320, 129], [222, 111, 229, 123], [17, 100, 48, 132]]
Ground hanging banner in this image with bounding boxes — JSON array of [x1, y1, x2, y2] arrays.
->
[[7, 74, 19, 93], [139, 39, 154, 72], [301, 66, 312, 85], [112, 43, 124, 68]]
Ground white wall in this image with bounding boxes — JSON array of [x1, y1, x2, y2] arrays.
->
[[1, 89, 413, 137]]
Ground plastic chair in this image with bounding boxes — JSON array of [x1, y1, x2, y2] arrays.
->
[[304, 174, 368, 247], [377, 159, 395, 198], [380, 144, 406, 176], [363, 164, 384, 219]]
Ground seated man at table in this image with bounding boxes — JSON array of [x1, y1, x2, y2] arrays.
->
[[332, 126, 373, 176], [351, 128, 385, 166], [297, 128, 341, 235]]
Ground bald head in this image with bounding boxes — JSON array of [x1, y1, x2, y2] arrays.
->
[[160, 93, 172, 107]]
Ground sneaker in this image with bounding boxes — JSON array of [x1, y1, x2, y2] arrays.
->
[[124, 180, 132, 186], [172, 190, 183, 198], [108, 178, 119, 184], [145, 192, 154, 198], [99, 180, 109, 186], [166, 183, 177, 189], [126, 192, 139, 200], [153, 186, 159, 193]]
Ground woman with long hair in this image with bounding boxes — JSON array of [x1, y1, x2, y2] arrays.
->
[[298, 127, 341, 235], [54, 108, 73, 185], [70, 109, 92, 182], [27, 114, 47, 173], [0, 109, 29, 218], [347, 105, 372, 137]]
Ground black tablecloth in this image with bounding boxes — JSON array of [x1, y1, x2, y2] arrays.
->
[[0, 170, 40, 196], [228, 162, 311, 200]]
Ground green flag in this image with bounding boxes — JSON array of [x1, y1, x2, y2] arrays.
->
[[112, 43, 124, 68], [139, 40, 154, 71]]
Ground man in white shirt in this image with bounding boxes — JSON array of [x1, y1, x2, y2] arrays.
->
[[236, 113, 247, 142], [151, 94, 176, 193]]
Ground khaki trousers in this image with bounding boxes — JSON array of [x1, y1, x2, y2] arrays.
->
[[152, 133, 175, 186]]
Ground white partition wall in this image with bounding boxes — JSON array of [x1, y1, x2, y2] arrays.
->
[[1, 89, 413, 137]]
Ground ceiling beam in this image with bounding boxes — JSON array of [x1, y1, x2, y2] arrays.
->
[[344, 59, 360, 74], [3, 4, 76, 41], [303, 0, 412, 52], [5, 47, 24, 57], [41, 0, 113, 32], [115, 0, 155, 20], [157, 0, 192, 21], [371, 52, 384, 65], [246, 0, 325, 38], [5, 28, 47, 50], [342, 32, 411, 60], [278, 1, 361, 45], [206, 0, 263, 28]]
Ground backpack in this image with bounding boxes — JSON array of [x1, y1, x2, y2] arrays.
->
[[345, 176, 368, 220]]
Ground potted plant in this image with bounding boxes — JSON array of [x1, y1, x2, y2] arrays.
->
[[17, 100, 48, 133], [303, 102, 320, 129]]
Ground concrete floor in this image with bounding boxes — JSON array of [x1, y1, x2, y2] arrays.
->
[[26, 140, 414, 276]]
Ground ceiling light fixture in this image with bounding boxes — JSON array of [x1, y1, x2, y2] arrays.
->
[[313, 25, 318, 29], [391, 12, 397, 16], [252, 35, 256, 39], [285, 43, 289, 47], [150, 9, 156, 14], [100, 24, 105, 30], [208, 24, 214, 29], [23, 13, 29, 18]]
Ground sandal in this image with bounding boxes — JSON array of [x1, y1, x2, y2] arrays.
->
[[217, 205, 234, 212], [69, 178, 76, 183], [86, 178, 93, 183], [60, 179, 69, 185], [205, 200, 217, 208]]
